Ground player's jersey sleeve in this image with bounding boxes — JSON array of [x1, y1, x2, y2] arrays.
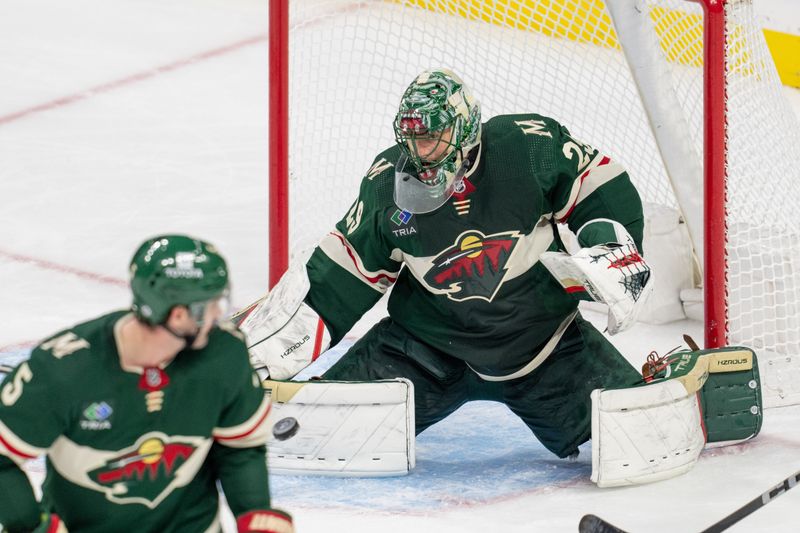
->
[[0, 455, 41, 531], [208, 329, 274, 515], [207, 442, 271, 515], [0, 344, 72, 530], [0, 347, 69, 464], [306, 152, 403, 343], [211, 329, 272, 449], [546, 121, 644, 250]]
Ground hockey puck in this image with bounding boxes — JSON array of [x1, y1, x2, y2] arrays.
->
[[272, 417, 299, 441]]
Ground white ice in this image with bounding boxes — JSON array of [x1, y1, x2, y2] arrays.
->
[[1, 1, 799, 532]]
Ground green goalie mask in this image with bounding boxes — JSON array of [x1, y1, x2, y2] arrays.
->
[[393, 69, 481, 213], [130, 234, 230, 325]]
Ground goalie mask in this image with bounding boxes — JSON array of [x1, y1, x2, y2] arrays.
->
[[130, 234, 230, 326], [393, 69, 481, 213]]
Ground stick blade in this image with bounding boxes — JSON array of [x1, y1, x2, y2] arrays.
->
[[579, 514, 628, 533]]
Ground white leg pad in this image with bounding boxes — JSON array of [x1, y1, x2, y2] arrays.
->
[[591, 380, 705, 488], [264, 379, 415, 476]]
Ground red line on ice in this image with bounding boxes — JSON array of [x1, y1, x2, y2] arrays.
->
[[0, 249, 127, 287], [0, 34, 267, 127]]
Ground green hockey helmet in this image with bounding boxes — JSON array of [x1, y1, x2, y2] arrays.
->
[[393, 69, 481, 213], [129, 234, 229, 325]]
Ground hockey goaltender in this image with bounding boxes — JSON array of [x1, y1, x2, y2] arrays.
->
[[237, 69, 762, 485]]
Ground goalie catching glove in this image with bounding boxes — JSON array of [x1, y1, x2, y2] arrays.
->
[[234, 258, 331, 380], [540, 219, 653, 334]]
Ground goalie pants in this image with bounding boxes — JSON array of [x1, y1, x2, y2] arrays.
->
[[323, 314, 640, 458]]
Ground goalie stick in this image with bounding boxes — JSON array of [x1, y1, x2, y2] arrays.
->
[[579, 469, 800, 533]]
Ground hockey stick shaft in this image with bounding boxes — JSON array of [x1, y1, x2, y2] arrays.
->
[[699, 469, 800, 533], [579, 514, 627, 533], [580, 469, 800, 533]]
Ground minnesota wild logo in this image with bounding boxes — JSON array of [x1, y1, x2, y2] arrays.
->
[[87, 432, 205, 508], [424, 230, 519, 302]]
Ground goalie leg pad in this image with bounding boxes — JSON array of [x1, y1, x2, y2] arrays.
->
[[642, 346, 763, 445], [698, 347, 762, 446], [592, 346, 764, 487], [263, 378, 415, 476], [591, 379, 706, 488]]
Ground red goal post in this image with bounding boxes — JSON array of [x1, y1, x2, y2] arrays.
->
[[268, 0, 800, 405]]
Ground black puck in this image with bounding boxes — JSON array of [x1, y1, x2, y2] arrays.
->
[[272, 416, 299, 441]]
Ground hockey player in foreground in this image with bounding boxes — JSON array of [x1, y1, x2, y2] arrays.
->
[[241, 69, 762, 483], [0, 235, 293, 533]]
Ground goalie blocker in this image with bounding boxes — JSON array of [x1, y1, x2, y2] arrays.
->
[[591, 346, 763, 488], [233, 257, 332, 380]]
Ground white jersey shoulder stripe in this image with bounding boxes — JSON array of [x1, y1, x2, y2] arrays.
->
[[318, 231, 398, 293], [555, 154, 626, 222]]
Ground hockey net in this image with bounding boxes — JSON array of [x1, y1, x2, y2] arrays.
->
[[274, 0, 800, 405]]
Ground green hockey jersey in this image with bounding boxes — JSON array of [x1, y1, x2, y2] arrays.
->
[[306, 114, 644, 376], [0, 311, 273, 532]]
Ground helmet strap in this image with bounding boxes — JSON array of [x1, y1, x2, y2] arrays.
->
[[161, 304, 204, 349], [161, 323, 198, 349]]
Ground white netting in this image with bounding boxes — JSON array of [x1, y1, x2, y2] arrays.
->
[[287, 0, 673, 255], [722, 0, 800, 355], [284, 0, 800, 359], [634, 0, 800, 358]]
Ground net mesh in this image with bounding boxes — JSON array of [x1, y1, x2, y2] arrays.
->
[[284, 0, 800, 359]]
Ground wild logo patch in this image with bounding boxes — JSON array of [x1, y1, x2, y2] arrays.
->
[[87, 432, 204, 508], [424, 230, 519, 301]]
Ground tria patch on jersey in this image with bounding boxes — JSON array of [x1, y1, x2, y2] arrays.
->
[[390, 208, 413, 226], [389, 208, 418, 238], [80, 401, 114, 430], [86, 433, 204, 508], [424, 230, 520, 302]]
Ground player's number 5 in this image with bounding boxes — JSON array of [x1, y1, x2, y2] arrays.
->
[[1, 362, 32, 406]]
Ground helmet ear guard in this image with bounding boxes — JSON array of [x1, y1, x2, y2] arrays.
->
[[129, 235, 229, 326]]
